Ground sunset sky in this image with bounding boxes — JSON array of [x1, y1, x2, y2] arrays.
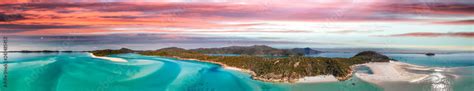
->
[[0, 0, 473, 51]]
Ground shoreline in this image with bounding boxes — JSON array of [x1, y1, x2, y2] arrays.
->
[[354, 61, 459, 84], [166, 56, 342, 83], [297, 75, 339, 83], [168, 56, 257, 76], [354, 61, 462, 91], [355, 61, 428, 84], [89, 53, 128, 62]]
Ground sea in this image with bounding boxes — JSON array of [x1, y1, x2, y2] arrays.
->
[[0, 52, 472, 91]]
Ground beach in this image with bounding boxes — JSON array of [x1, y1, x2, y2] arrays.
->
[[285, 61, 407, 83], [355, 61, 459, 91], [171, 57, 344, 83], [179, 57, 342, 83], [355, 61, 429, 84], [5, 52, 472, 91], [89, 53, 128, 62], [297, 75, 339, 83]]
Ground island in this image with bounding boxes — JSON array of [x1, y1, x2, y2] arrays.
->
[[9, 50, 80, 53], [90, 45, 391, 83], [190, 45, 321, 56]]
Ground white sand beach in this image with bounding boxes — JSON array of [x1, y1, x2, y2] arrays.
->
[[224, 66, 257, 76], [226, 66, 339, 83], [89, 53, 128, 62], [297, 75, 339, 83], [355, 61, 459, 84], [355, 61, 459, 91], [225, 66, 245, 71], [355, 61, 429, 84]]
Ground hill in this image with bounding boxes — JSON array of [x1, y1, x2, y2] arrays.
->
[[190, 45, 320, 56], [91, 46, 390, 83]]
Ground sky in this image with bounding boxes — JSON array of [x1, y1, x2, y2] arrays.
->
[[0, 0, 473, 51]]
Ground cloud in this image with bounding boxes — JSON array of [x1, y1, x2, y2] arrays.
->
[[433, 20, 474, 25], [383, 32, 474, 38], [0, 13, 25, 21], [0, 2, 471, 29], [0, 24, 87, 33], [2, 2, 471, 24], [0, 2, 471, 36], [0, 1, 472, 51], [1, 2, 471, 39], [371, 3, 474, 16], [0, 3, 271, 30], [327, 30, 383, 34], [182, 30, 312, 33]]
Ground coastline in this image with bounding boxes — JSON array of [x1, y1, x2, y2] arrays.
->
[[355, 61, 428, 84], [354, 61, 462, 91], [168, 56, 257, 76], [89, 53, 128, 62], [91, 48, 389, 84], [354, 61, 459, 84], [297, 75, 339, 83], [167, 56, 341, 83], [168, 56, 462, 90]]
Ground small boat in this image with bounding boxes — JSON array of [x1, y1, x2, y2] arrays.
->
[[425, 53, 435, 56]]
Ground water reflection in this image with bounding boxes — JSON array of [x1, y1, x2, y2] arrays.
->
[[429, 70, 452, 91]]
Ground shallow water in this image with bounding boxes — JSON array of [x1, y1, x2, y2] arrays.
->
[[308, 52, 474, 67], [388, 53, 474, 67], [384, 53, 473, 91], [0, 53, 382, 91], [0, 52, 472, 91]]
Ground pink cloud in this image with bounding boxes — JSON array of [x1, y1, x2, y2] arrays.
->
[[327, 30, 384, 34], [4, 2, 469, 23], [385, 32, 474, 38], [369, 3, 474, 15], [433, 20, 474, 25], [0, 13, 25, 21], [0, 1, 473, 35]]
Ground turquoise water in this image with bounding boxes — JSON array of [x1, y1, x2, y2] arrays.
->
[[308, 53, 474, 67], [0, 52, 472, 91], [0, 53, 381, 91], [388, 53, 474, 67]]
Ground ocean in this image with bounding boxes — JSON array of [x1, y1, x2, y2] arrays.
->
[[0, 52, 472, 91]]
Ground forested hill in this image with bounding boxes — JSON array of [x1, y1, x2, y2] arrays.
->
[[91, 46, 390, 83], [190, 45, 321, 56]]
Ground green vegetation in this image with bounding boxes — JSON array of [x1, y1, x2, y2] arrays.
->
[[190, 45, 320, 56], [91, 46, 390, 82], [90, 48, 133, 56]]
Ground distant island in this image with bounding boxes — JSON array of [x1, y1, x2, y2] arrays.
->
[[9, 50, 80, 53], [91, 45, 391, 83], [190, 45, 321, 56]]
